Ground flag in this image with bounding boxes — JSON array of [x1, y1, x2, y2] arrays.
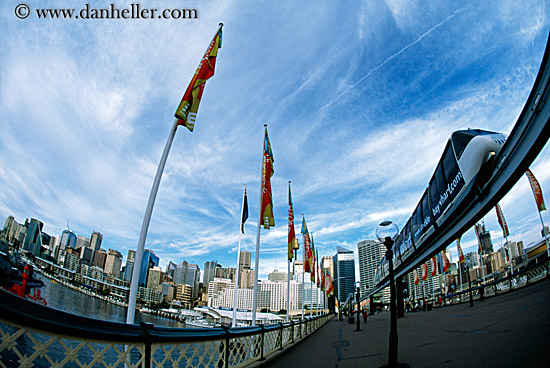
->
[[441, 250, 451, 273], [302, 216, 312, 272], [288, 183, 296, 260], [241, 186, 248, 234], [316, 249, 321, 287], [260, 126, 275, 229], [431, 256, 437, 277], [495, 203, 510, 238], [175, 24, 223, 132], [421, 263, 428, 281], [474, 223, 483, 254], [526, 169, 546, 212], [414, 269, 419, 285], [310, 235, 316, 282], [321, 268, 325, 291], [457, 237, 465, 264]]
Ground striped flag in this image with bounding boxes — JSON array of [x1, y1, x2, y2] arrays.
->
[[495, 203, 510, 238], [414, 269, 419, 285], [421, 263, 428, 281], [260, 126, 275, 229], [441, 250, 451, 273], [430, 256, 437, 277], [526, 169, 546, 212], [457, 238, 465, 264], [310, 235, 316, 282], [175, 24, 223, 132], [288, 183, 296, 260]]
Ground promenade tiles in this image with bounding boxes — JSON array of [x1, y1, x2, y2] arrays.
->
[[254, 278, 550, 367]]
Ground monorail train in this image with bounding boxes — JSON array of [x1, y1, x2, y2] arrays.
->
[[375, 129, 507, 283]]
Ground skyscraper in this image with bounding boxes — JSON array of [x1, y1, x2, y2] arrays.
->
[[137, 249, 159, 287], [89, 231, 103, 252], [104, 249, 123, 278], [357, 240, 386, 296], [23, 218, 43, 256], [333, 246, 356, 303], [203, 261, 220, 287]]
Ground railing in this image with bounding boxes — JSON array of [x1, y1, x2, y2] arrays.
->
[[0, 292, 333, 367], [447, 255, 549, 303]]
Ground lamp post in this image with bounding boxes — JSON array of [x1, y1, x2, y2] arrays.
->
[[355, 281, 361, 331], [376, 220, 400, 368], [465, 260, 473, 307]]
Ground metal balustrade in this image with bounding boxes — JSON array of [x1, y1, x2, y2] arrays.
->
[[0, 291, 333, 368]]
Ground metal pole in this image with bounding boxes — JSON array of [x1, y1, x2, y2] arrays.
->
[[385, 237, 398, 368], [232, 185, 247, 328], [286, 259, 291, 321], [355, 285, 360, 331], [126, 119, 178, 324]]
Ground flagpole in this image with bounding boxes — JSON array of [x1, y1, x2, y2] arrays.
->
[[287, 259, 291, 321], [538, 211, 550, 258], [232, 185, 247, 328], [126, 119, 178, 324], [301, 228, 305, 320], [252, 125, 269, 326]]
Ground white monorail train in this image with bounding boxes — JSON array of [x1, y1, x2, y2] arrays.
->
[[374, 129, 507, 285]]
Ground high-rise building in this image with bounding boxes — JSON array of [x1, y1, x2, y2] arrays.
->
[[75, 235, 91, 250], [89, 231, 103, 252], [204, 261, 220, 287], [147, 266, 163, 290], [136, 249, 159, 287], [173, 261, 200, 301], [333, 246, 356, 303], [357, 240, 386, 296], [239, 268, 255, 289], [123, 250, 136, 282], [476, 222, 494, 254], [268, 269, 292, 282], [92, 249, 107, 269], [239, 251, 251, 270], [104, 249, 123, 278], [23, 218, 43, 256]]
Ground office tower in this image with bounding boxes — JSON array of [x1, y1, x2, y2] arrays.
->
[[104, 249, 123, 278], [239, 268, 255, 289], [166, 261, 177, 279], [135, 249, 159, 287], [89, 231, 103, 252], [147, 266, 163, 290], [333, 246, 356, 303], [75, 235, 91, 250], [204, 261, 220, 287], [23, 218, 43, 256], [357, 240, 386, 296], [268, 269, 292, 282], [123, 250, 136, 281], [239, 250, 251, 270], [173, 261, 200, 301], [60, 229, 77, 254], [92, 249, 107, 269], [476, 222, 494, 254]]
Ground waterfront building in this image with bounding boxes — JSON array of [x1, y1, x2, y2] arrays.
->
[[160, 282, 176, 302], [333, 247, 356, 304], [138, 286, 162, 305], [3, 216, 26, 246], [105, 249, 123, 278], [63, 249, 81, 273], [80, 264, 105, 282], [176, 283, 193, 307], [173, 261, 200, 301]]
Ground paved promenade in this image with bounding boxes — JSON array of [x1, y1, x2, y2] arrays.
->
[[255, 278, 550, 367]]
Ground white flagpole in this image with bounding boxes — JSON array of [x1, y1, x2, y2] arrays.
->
[[232, 185, 247, 328], [286, 259, 291, 321], [301, 228, 305, 320], [538, 211, 550, 258], [252, 125, 268, 326], [126, 119, 178, 324]]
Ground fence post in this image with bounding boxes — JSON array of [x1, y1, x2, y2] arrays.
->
[[290, 320, 295, 343], [278, 322, 284, 350], [259, 325, 266, 361], [139, 322, 156, 368], [221, 325, 231, 368]]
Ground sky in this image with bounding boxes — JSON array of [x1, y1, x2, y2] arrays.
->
[[1, 0, 549, 282]]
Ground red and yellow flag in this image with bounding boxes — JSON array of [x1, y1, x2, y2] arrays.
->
[[421, 263, 428, 281], [288, 183, 296, 260], [474, 223, 483, 254], [441, 250, 451, 273], [316, 249, 321, 287], [414, 269, 419, 285], [495, 203, 510, 238], [430, 256, 438, 277], [310, 236, 316, 282], [526, 169, 546, 212], [457, 238, 465, 264], [175, 24, 222, 132], [260, 126, 275, 229]]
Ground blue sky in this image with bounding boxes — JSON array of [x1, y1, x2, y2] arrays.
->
[[1, 0, 549, 281]]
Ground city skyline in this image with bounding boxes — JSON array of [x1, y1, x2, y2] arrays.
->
[[1, 1, 549, 280]]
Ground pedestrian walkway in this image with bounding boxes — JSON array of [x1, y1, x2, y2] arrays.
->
[[254, 278, 550, 367]]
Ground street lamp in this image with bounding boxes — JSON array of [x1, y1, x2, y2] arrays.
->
[[465, 260, 473, 307], [376, 220, 400, 368], [355, 281, 361, 331]]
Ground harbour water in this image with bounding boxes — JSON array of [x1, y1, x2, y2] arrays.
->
[[34, 274, 186, 328]]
